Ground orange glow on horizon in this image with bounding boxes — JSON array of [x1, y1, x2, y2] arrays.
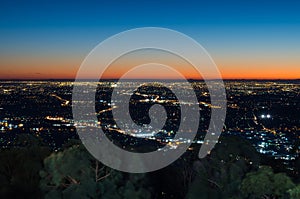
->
[[0, 52, 299, 80], [0, 66, 300, 79]]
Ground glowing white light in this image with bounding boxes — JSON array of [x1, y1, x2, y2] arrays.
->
[[261, 114, 271, 119]]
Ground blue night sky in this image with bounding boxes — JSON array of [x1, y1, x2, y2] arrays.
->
[[0, 0, 299, 79]]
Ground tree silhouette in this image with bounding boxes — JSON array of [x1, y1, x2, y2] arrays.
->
[[241, 166, 295, 199], [40, 144, 153, 198], [186, 136, 260, 199], [288, 184, 300, 199], [0, 134, 50, 198]]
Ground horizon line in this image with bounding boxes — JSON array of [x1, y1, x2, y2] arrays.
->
[[0, 78, 299, 81]]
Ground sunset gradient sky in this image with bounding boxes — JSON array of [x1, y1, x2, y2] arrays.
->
[[0, 0, 299, 79]]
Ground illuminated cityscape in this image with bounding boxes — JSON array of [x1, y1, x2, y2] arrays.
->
[[0, 80, 299, 162], [1, 0, 300, 197], [0, 80, 299, 198]]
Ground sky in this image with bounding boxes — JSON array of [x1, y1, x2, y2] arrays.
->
[[0, 0, 299, 79]]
